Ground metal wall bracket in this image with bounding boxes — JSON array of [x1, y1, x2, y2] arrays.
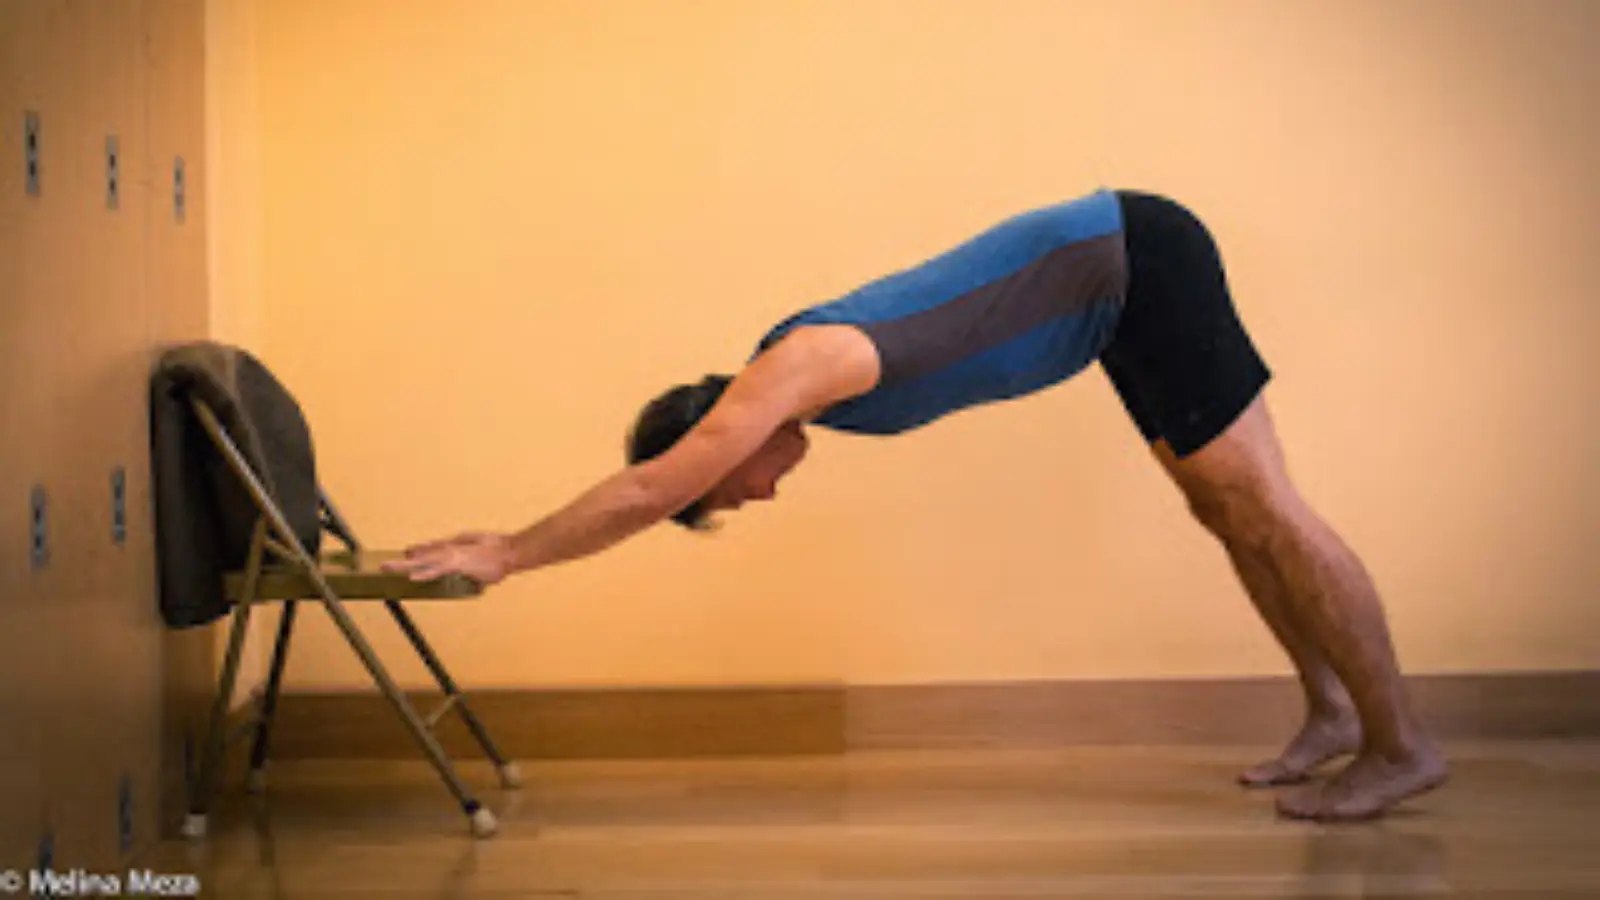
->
[[30, 484, 48, 569], [106, 135, 119, 210], [24, 110, 40, 196], [173, 156, 186, 223], [111, 467, 126, 545], [118, 773, 134, 854], [37, 827, 54, 877]]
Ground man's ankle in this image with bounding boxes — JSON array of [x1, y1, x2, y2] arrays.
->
[[1302, 686, 1357, 723]]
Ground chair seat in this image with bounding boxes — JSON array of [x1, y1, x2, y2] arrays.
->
[[225, 550, 484, 602]]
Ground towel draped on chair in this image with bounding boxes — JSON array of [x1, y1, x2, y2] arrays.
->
[[148, 342, 323, 628]]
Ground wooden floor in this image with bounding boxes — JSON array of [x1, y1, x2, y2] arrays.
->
[[141, 741, 1600, 899]]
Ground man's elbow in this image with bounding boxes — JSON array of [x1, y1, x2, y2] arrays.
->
[[627, 462, 703, 523]]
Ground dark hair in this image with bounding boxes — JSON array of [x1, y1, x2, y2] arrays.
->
[[626, 374, 733, 529]]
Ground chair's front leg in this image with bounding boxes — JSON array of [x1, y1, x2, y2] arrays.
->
[[384, 599, 521, 789], [313, 587, 498, 838]]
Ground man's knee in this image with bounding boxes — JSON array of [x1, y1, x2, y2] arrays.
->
[[1184, 480, 1291, 553]]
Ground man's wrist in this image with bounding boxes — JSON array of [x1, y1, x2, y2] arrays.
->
[[501, 530, 533, 575]]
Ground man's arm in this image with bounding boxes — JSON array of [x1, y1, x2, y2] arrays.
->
[[499, 380, 786, 572], [505, 328, 864, 569], [385, 326, 876, 583]]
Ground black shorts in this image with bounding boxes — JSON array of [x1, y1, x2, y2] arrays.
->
[[1100, 190, 1272, 458]]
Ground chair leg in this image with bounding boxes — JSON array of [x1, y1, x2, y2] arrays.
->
[[184, 600, 255, 839], [245, 600, 298, 793], [385, 599, 521, 789], [313, 588, 498, 838]]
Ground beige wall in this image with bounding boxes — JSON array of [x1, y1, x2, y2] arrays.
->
[[237, 0, 1596, 690]]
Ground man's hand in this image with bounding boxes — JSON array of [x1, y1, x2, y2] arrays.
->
[[383, 531, 516, 585]]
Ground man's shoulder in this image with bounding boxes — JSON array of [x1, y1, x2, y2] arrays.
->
[[757, 323, 882, 408]]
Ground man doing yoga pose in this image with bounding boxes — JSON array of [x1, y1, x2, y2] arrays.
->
[[386, 187, 1449, 822]]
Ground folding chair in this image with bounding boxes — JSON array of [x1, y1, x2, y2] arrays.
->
[[148, 342, 519, 840]]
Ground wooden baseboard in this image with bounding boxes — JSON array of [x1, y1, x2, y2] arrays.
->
[[260, 671, 1600, 760], [849, 671, 1600, 749]]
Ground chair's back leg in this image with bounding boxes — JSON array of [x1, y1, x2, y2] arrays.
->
[[318, 488, 361, 551], [246, 600, 300, 786], [186, 517, 269, 837]]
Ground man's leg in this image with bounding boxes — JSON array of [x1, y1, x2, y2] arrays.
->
[[1224, 548, 1362, 784], [1161, 395, 1447, 821], [1102, 188, 1444, 818], [1153, 439, 1360, 786]]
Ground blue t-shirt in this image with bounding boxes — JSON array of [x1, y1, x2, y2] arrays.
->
[[753, 188, 1129, 434]]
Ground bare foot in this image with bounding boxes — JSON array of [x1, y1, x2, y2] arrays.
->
[[1239, 712, 1361, 787], [1275, 743, 1449, 822]]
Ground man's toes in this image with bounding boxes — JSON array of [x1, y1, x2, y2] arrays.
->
[[1240, 761, 1308, 788]]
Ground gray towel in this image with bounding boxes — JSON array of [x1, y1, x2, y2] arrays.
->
[[148, 342, 323, 628]]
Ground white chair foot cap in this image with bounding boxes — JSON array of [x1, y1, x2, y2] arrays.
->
[[498, 763, 523, 789], [246, 769, 267, 793], [181, 814, 207, 839], [470, 807, 498, 838]]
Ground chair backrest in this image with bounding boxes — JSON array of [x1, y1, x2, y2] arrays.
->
[[149, 341, 323, 628]]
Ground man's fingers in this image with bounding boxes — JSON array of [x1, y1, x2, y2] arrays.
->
[[385, 558, 448, 581], [388, 530, 499, 580], [383, 549, 450, 575], [381, 558, 422, 575]]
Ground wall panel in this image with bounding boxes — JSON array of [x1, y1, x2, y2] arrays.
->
[[33, 0, 155, 872], [0, 0, 212, 867], [0, 0, 52, 874]]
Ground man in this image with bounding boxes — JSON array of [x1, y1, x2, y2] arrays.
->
[[384, 188, 1448, 822]]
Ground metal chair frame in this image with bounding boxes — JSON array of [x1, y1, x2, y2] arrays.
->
[[181, 397, 518, 841]]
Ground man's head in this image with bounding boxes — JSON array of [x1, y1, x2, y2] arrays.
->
[[626, 375, 810, 530]]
